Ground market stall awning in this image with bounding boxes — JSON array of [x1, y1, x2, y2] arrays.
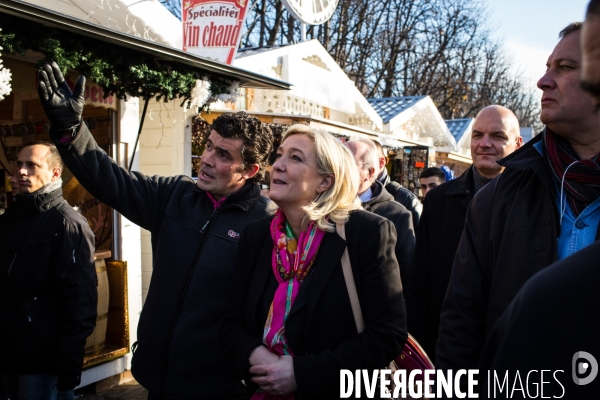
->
[[0, 0, 291, 90], [368, 96, 457, 150]]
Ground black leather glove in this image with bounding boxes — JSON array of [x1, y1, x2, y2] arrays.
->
[[56, 373, 81, 392], [37, 61, 85, 132]]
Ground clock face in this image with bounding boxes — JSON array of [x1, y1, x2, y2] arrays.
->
[[280, 0, 339, 25]]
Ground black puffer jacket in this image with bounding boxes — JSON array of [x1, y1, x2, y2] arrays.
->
[[0, 185, 97, 387], [362, 181, 415, 284], [53, 123, 270, 400]]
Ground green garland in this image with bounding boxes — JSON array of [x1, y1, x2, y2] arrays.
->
[[0, 13, 236, 109]]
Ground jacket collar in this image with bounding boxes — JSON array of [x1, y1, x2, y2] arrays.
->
[[362, 181, 393, 209], [442, 165, 476, 210], [498, 131, 545, 171], [195, 181, 261, 212], [15, 186, 64, 215], [497, 130, 557, 194], [377, 168, 392, 187], [445, 165, 475, 196]]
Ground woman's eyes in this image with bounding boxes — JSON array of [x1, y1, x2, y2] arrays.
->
[[275, 153, 301, 162]]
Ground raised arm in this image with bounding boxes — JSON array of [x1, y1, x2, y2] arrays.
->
[[37, 62, 180, 230]]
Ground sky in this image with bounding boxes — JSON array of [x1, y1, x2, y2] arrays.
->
[[486, 0, 590, 92]]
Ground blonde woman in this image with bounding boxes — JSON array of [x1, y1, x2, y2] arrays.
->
[[221, 125, 407, 399]]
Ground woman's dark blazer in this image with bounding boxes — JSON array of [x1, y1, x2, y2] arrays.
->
[[220, 209, 408, 399]]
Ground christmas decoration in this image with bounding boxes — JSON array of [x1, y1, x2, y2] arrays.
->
[[0, 15, 239, 110], [0, 28, 12, 101]]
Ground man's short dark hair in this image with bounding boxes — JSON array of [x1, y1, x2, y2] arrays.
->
[[420, 167, 446, 182], [587, 0, 600, 17], [559, 22, 583, 39], [210, 111, 273, 184], [21, 140, 64, 172]]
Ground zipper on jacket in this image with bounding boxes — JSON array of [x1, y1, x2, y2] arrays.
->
[[199, 209, 218, 234], [7, 253, 17, 275], [158, 205, 236, 399]]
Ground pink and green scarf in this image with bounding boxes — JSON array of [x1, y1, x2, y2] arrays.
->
[[252, 209, 325, 400]]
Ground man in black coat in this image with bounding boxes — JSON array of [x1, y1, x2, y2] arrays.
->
[[437, 23, 600, 372], [37, 63, 273, 399], [345, 138, 415, 283], [0, 142, 97, 400], [477, 5, 600, 397], [405, 105, 521, 360], [373, 140, 422, 233]]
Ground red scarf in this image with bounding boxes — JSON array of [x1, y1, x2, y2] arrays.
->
[[544, 128, 600, 216]]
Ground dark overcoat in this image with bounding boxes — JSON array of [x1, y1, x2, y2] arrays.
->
[[477, 240, 600, 398], [404, 165, 475, 359], [437, 134, 600, 371], [362, 181, 415, 284]]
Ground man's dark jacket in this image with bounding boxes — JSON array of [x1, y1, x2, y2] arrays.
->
[[362, 181, 415, 284], [378, 170, 422, 233], [478, 240, 600, 398], [221, 211, 407, 399], [0, 186, 97, 389], [404, 166, 475, 360], [52, 123, 270, 399], [436, 134, 600, 370]]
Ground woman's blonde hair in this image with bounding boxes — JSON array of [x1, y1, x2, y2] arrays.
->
[[270, 124, 362, 232]]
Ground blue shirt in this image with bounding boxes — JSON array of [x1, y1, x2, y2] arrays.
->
[[555, 193, 600, 260], [359, 187, 373, 202], [534, 141, 600, 260]]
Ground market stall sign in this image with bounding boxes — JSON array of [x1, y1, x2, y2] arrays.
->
[[182, 0, 250, 65], [65, 73, 116, 110]]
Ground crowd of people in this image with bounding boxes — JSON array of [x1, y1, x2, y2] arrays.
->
[[1, 1, 599, 399]]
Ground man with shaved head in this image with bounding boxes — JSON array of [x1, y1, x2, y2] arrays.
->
[[405, 105, 522, 359], [344, 138, 415, 283], [437, 22, 600, 373]]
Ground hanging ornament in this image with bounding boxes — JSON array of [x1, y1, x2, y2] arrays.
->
[[215, 80, 241, 103], [187, 77, 211, 111], [0, 29, 12, 102]]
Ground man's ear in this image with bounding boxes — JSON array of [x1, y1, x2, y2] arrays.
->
[[317, 173, 334, 194], [242, 163, 260, 180], [379, 156, 386, 172], [368, 166, 376, 181], [516, 136, 523, 149], [51, 167, 61, 181]]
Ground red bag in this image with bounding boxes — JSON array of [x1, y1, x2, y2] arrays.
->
[[382, 334, 434, 399], [395, 333, 435, 371]]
